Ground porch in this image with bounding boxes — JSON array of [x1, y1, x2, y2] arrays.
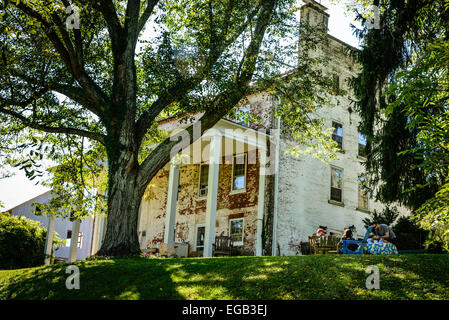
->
[[137, 119, 271, 257]]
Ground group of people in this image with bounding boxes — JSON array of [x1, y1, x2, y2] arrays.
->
[[316, 222, 398, 253]]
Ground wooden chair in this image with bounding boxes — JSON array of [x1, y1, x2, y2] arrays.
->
[[316, 235, 340, 254], [308, 235, 320, 254], [212, 236, 233, 256]]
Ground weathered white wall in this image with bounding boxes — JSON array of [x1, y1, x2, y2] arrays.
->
[[9, 190, 95, 260], [273, 32, 409, 255]]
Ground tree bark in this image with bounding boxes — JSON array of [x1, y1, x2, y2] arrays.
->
[[97, 148, 142, 256]]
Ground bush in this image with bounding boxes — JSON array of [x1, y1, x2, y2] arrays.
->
[[362, 206, 400, 228], [0, 212, 47, 269], [392, 216, 428, 250]]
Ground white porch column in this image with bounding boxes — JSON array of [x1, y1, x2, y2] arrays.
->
[[256, 150, 267, 256], [203, 133, 222, 257], [44, 215, 56, 265], [98, 216, 106, 250], [164, 160, 180, 246], [68, 219, 81, 262], [272, 116, 281, 256]]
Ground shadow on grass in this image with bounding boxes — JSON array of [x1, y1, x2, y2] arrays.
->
[[1, 254, 448, 300], [0, 258, 185, 300]]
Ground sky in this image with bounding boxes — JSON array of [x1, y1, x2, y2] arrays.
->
[[0, 0, 360, 211]]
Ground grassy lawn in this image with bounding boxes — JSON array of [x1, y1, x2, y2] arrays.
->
[[0, 254, 448, 300]]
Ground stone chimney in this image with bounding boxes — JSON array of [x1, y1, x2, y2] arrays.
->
[[300, 0, 329, 32]]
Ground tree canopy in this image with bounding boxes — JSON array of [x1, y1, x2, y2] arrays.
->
[[349, 0, 449, 250], [1, 0, 338, 255]]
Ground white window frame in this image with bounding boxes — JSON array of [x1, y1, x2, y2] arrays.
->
[[332, 73, 340, 94], [65, 230, 72, 247], [235, 105, 250, 126], [65, 230, 83, 248], [330, 166, 344, 203], [357, 175, 369, 211], [197, 162, 209, 199], [358, 132, 367, 159], [230, 153, 247, 194], [331, 120, 343, 151], [229, 218, 244, 247], [194, 223, 206, 250], [77, 232, 83, 249]]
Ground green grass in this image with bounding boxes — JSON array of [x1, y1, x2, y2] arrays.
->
[[1, 254, 448, 300]]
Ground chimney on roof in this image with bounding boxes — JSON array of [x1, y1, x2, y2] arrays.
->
[[300, 0, 329, 32]]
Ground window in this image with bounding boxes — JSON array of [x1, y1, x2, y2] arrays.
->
[[198, 163, 209, 197], [195, 225, 205, 250], [232, 154, 247, 192], [330, 167, 343, 202], [34, 206, 42, 216], [77, 232, 83, 249], [236, 105, 250, 126], [66, 230, 72, 247], [229, 218, 244, 246], [332, 122, 343, 150], [358, 132, 367, 158], [65, 230, 82, 248], [358, 176, 369, 210], [332, 74, 340, 94]]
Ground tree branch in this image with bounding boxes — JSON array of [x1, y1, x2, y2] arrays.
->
[[91, 0, 124, 56], [125, 0, 141, 46], [134, 3, 262, 145], [13, 1, 109, 115], [138, 0, 159, 33], [136, 0, 276, 191], [7, 68, 103, 117], [0, 106, 106, 144]]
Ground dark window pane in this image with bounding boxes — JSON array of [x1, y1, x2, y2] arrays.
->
[[332, 122, 343, 149], [34, 206, 42, 216], [331, 187, 342, 202], [358, 133, 367, 157], [232, 155, 246, 191], [199, 164, 209, 196], [332, 134, 343, 149], [332, 74, 340, 94], [196, 226, 205, 248], [358, 143, 367, 158], [230, 219, 243, 243], [331, 168, 342, 189], [236, 106, 250, 126]]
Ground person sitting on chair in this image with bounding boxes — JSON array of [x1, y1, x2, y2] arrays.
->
[[371, 222, 398, 247], [316, 226, 327, 236], [339, 228, 358, 252]]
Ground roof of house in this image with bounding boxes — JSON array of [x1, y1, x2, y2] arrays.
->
[[2, 189, 52, 213]]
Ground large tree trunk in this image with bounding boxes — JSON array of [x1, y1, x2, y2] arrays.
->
[[98, 148, 143, 257]]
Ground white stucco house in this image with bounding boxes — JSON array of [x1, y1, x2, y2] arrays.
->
[[3, 0, 408, 261], [134, 0, 409, 258], [4, 190, 103, 261]]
